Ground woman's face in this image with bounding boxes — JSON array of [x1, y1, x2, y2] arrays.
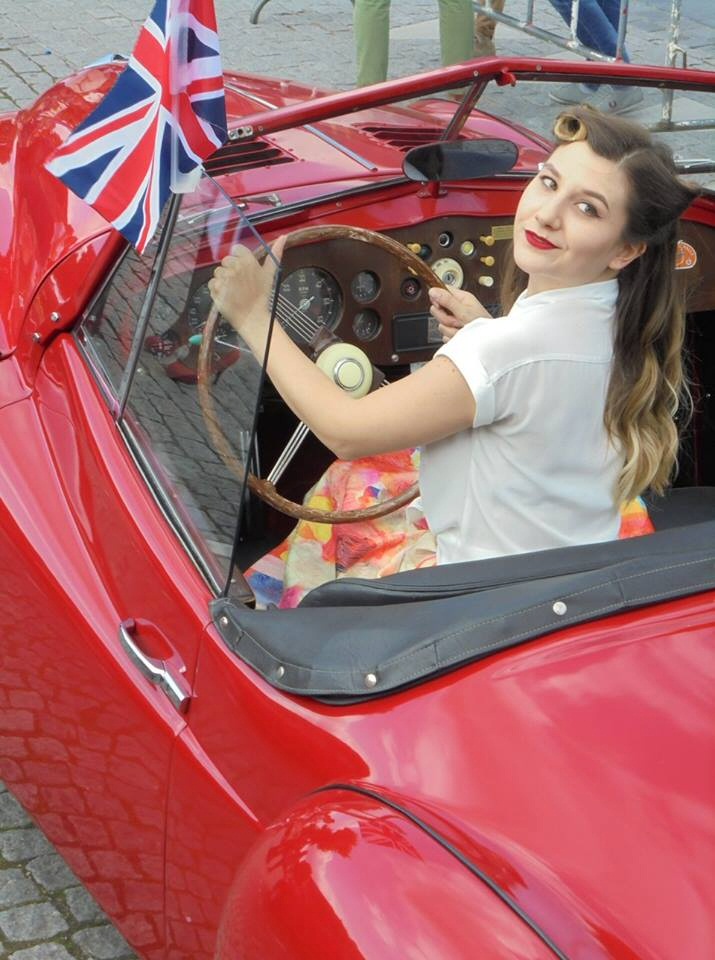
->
[[513, 139, 642, 296]]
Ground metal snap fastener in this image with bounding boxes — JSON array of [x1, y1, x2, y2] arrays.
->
[[219, 616, 229, 627], [276, 665, 285, 680], [364, 673, 378, 688], [552, 601, 567, 616]]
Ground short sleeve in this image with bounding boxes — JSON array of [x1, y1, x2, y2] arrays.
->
[[435, 319, 497, 428]]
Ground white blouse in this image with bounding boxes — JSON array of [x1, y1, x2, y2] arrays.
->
[[419, 278, 623, 564]]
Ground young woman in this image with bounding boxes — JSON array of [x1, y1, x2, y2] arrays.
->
[[209, 107, 697, 597]]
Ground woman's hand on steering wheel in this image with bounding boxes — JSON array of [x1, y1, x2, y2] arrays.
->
[[208, 236, 287, 354], [428, 286, 491, 341]]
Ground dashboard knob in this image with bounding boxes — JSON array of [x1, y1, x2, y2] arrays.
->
[[478, 276, 495, 288], [406, 242, 422, 254], [479, 235, 496, 247], [479, 255, 495, 266]]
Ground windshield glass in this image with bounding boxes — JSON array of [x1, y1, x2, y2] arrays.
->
[[472, 75, 715, 191]]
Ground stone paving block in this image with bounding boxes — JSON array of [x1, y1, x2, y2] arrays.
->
[[0, 792, 31, 829], [25, 853, 78, 892], [0, 869, 40, 908], [10, 944, 76, 960], [64, 885, 105, 924], [72, 924, 135, 959], [0, 829, 53, 864], [0, 900, 68, 940]]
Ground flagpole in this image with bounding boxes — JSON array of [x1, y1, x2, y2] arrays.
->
[[117, 191, 183, 420]]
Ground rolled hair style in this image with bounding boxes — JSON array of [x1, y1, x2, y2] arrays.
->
[[501, 105, 700, 503]]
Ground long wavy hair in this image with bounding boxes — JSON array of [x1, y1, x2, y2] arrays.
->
[[500, 106, 700, 503]]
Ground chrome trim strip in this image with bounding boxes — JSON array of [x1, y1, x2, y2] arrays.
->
[[73, 332, 224, 595], [117, 193, 182, 419], [119, 419, 224, 595]]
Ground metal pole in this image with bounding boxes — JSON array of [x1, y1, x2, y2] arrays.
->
[[614, 0, 629, 61], [117, 192, 183, 420], [568, 0, 582, 50], [661, 0, 684, 125]]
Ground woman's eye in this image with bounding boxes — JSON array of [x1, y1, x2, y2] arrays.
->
[[539, 175, 557, 190], [577, 201, 599, 217]]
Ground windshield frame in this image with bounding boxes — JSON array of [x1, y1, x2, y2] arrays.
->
[[222, 58, 715, 169]]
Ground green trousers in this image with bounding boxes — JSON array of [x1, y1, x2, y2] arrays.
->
[[354, 0, 474, 87]]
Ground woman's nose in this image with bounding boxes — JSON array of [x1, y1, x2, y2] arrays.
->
[[536, 196, 561, 228]]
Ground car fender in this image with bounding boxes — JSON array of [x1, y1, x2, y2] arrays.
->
[[215, 787, 559, 960]]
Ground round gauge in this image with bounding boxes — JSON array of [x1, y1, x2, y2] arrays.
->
[[351, 270, 380, 304], [401, 277, 421, 300], [278, 267, 342, 334], [186, 282, 214, 330], [353, 309, 382, 342]]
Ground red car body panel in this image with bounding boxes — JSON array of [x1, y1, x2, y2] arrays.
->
[[213, 789, 559, 960], [0, 336, 215, 957], [0, 56, 714, 959], [165, 593, 715, 960]]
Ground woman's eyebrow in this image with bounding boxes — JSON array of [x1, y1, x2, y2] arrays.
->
[[581, 189, 610, 210]]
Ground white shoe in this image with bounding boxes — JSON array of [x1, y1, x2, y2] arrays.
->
[[548, 83, 644, 114]]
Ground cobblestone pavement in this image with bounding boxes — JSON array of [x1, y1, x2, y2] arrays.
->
[[0, 0, 714, 112], [1, 2, 714, 959]]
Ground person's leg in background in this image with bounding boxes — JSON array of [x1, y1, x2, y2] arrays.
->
[[354, 0, 391, 86], [474, 0, 505, 58], [439, 0, 475, 66], [545, 0, 642, 112], [547, 0, 626, 59]]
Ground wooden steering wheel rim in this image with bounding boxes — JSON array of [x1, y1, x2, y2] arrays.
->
[[197, 223, 445, 524]]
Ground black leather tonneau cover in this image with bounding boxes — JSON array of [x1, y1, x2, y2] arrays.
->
[[212, 520, 715, 702]]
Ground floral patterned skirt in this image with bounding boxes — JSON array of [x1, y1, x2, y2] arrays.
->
[[246, 449, 653, 609]]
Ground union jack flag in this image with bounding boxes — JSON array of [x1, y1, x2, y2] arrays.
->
[[46, 0, 227, 254]]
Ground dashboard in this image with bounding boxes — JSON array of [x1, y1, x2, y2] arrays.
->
[[183, 214, 715, 375], [274, 216, 516, 367]]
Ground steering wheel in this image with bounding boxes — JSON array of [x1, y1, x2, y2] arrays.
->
[[197, 224, 445, 524]]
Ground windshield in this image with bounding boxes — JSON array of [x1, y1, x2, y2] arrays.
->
[[471, 75, 715, 191]]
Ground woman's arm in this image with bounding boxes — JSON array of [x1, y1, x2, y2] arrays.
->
[[209, 243, 476, 461]]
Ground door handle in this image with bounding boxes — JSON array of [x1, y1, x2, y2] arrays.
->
[[119, 619, 191, 714]]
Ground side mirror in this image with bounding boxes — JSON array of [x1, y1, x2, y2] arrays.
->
[[403, 139, 519, 182]]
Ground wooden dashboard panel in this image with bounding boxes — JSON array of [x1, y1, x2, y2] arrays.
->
[[278, 216, 515, 367]]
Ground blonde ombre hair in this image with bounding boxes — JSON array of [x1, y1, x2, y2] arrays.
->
[[502, 105, 699, 503]]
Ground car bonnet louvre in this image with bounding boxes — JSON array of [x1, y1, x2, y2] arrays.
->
[[204, 138, 295, 175], [359, 124, 462, 149]]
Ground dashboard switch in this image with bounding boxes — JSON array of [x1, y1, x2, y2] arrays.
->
[[478, 276, 495, 288]]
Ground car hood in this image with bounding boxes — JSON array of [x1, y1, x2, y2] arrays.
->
[[361, 599, 715, 959]]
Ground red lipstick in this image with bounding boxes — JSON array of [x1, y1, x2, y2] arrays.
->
[[525, 230, 558, 250]]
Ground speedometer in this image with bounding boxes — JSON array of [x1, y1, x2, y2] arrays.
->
[[278, 267, 342, 339]]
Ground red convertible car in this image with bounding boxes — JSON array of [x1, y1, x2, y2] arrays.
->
[[1, 56, 714, 959]]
